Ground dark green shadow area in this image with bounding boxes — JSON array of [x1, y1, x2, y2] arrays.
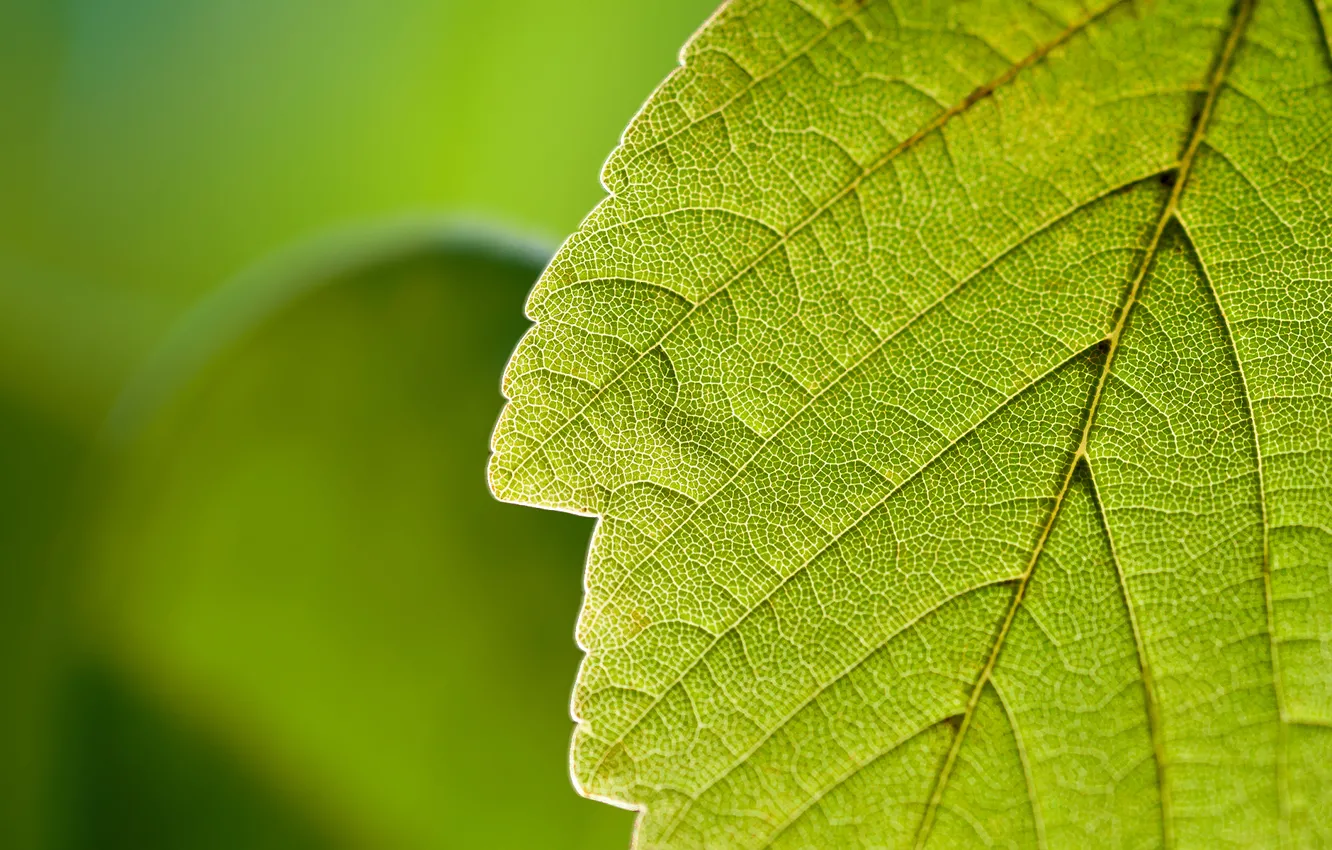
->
[[0, 395, 84, 850], [54, 662, 334, 850]]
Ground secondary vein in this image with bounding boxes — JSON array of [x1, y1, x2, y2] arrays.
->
[[991, 679, 1048, 850], [659, 575, 1024, 844], [1087, 459, 1175, 849], [497, 0, 1133, 489], [581, 344, 1090, 793], [1175, 213, 1289, 835], [1308, 0, 1332, 70], [582, 170, 1164, 643], [911, 420, 1088, 850]]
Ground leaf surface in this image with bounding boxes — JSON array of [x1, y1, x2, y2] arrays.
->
[[490, 0, 1332, 846]]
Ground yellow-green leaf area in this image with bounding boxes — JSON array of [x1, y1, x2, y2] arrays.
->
[[489, 0, 1332, 846]]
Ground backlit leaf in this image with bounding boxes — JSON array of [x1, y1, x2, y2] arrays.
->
[[489, 0, 1332, 846]]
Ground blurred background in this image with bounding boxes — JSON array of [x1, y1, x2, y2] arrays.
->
[[0, 2, 717, 847]]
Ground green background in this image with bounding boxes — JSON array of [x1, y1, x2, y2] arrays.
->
[[0, 2, 716, 847]]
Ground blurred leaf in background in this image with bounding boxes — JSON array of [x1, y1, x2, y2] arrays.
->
[[56, 664, 335, 850], [0, 2, 718, 847], [64, 226, 632, 849]]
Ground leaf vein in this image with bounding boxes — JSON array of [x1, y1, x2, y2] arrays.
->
[[910, 2, 1258, 841], [582, 172, 1163, 643], [498, 0, 1134, 490], [583, 345, 1093, 786], [1174, 213, 1289, 828], [1086, 458, 1174, 849], [659, 576, 1024, 843], [991, 679, 1048, 850]]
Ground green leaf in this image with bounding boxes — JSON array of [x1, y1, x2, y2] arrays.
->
[[85, 225, 632, 850], [489, 0, 1332, 846]]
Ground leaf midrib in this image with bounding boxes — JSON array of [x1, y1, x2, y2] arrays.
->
[[909, 3, 1265, 848]]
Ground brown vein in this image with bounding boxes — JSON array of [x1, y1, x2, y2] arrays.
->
[[493, 0, 1132, 493], [658, 575, 1023, 844], [760, 719, 957, 849]]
